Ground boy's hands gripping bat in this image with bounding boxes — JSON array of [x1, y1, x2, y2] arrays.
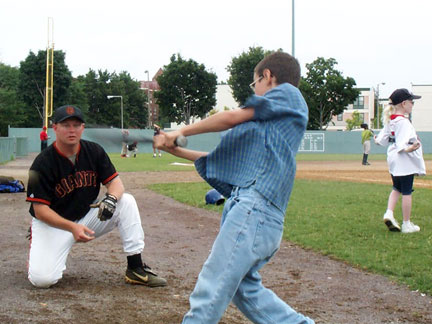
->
[[154, 124, 187, 147]]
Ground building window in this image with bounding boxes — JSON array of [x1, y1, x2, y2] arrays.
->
[[359, 113, 364, 122], [337, 113, 343, 121], [353, 96, 364, 109]]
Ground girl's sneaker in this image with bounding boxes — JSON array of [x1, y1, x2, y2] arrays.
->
[[402, 221, 420, 233], [383, 212, 401, 232]]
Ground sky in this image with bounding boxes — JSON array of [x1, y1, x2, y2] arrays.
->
[[1, 0, 431, 98]]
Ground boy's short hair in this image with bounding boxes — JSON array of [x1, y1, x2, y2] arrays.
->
[[254, 52, 301, 87]]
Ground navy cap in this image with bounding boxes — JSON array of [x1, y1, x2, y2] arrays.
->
[[389, 89, 421, 106], [53, 105, 85, 123], [205, 189, 225, 205]]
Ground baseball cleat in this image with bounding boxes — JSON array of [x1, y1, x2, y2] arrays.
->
[[125, 264, 167, 287], [401, 221, 420, 234], [383, 212, 401, 232]]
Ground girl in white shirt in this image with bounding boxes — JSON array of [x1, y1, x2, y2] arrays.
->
[[375, 88, 425, 233]]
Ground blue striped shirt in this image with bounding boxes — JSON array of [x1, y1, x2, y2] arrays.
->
[[195, 83, 308, 211]]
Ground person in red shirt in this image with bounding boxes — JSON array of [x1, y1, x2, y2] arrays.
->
[[39, 126, 49, 151]]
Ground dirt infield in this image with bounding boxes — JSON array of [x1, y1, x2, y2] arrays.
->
[[1, 154, 431, 324], [297, 159, 432, 188]]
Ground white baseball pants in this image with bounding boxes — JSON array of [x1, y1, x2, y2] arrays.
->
[[28, 193, 144, 288]]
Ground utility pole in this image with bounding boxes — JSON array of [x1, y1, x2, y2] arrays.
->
[[292, 0, 295, 57], [376, 82, 385, 129], [145, 70, 151, 127]]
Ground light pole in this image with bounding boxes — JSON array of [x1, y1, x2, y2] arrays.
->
[[107, 95, 123, 130], [292, 0, 295, 57], [145, 70, 151, 127], [376, 82, 385, 129]]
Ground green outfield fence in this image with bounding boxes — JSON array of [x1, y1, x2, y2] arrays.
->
[[8, 127, 222, 156], [6, 127, 432, 160], [0, 136, 28, 164]]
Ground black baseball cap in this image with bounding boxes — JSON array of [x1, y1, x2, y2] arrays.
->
[[389, 88, 421, 105], [53, 105, 85, 123]]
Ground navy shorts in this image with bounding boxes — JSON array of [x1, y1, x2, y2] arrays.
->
[[391, 174, 414, 195]]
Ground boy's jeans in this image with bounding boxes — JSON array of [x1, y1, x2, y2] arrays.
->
[[182, 186, 314, 324]]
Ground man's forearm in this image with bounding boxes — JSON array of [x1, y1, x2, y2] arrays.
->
[[33, 204, 76, 232], [105, 176, 124, 200]]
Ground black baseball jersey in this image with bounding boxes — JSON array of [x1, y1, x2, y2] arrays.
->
[[26, 140, 118, 221]]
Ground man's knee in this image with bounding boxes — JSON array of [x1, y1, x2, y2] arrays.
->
[[117, 193, 140, 221], [119, 193, 140, 210], [28, 271, 59, 288]]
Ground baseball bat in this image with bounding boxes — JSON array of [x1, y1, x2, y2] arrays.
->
[[87, 129, 187, 147]]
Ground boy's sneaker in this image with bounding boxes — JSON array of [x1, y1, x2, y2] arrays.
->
[[383, 212, 401, 232], [153, 153, 156, 158], [402, 221, 420, 234], [125, 264, 167, 287]]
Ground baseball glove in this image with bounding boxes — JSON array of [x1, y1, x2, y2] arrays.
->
[[90, 194, 118, 221]]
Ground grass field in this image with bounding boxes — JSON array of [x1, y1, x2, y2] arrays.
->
[[148, 180, 432, 296], [112, 153, 432, 296], [109, 153, 195, 171], [110, 153, 432, 170]]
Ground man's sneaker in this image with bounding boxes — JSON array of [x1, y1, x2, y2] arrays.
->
[[402, 221, 420, 234], [125, 264, 167, 287], [383, 212, 401, 232]]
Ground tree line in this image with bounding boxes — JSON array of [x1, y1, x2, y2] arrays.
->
[[0, 46, 360, 136], [0, 50, 148, 136]]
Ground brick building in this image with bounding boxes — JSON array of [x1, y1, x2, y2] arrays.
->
[[140, 68, 163, 127]]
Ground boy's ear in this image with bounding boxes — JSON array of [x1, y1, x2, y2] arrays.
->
[[263, 68, 277, 86], [262, 68, 272, 80]]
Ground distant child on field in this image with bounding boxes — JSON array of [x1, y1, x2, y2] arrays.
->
[[127, 141, 138, 158], [375, 88, 425, 233], [152, 125, 162, 158], [361, 123, 374, 165], [40, 126, 49, 151], [121, 130, 129, 157], [154, 52, 314, 323]]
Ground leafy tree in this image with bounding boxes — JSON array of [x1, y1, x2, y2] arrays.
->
[[65, 76, 89, 114], [112, 71, 148, 129], [345, 111, 363, 131], [81, 69, 147, 128], [226, 46, 270, 105], [82, 69, 109, 126], [155, 54, 217, 125], [208, 108, 218, 116], [300, 57, 359, 130], [0, 63, 27, 135], [18, 50, 72, 127]]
